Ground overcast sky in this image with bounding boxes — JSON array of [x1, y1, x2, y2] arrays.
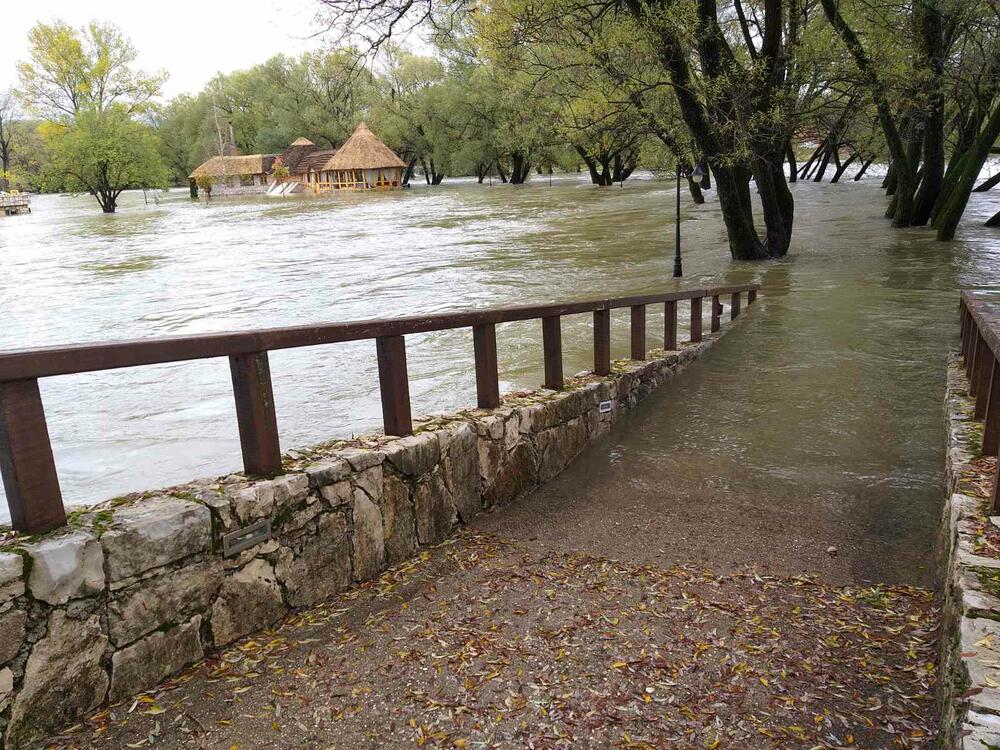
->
[[0, 0, 332, 98]]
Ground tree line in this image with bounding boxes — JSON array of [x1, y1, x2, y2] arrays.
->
[[1, 3, 998, 253]]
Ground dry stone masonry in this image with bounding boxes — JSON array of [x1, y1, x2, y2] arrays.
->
[[941, 357, 1000, 748], [0, 331, 732, 748]]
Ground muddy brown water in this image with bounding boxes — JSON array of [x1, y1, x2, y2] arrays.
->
[[1, 175, 998, 583]]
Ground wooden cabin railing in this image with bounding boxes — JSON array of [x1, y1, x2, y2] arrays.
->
[[0, 284, 759, 534], [959, 291, 1000, 511]]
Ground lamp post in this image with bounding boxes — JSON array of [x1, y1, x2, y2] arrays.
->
[[674, 163, 703, 279], [674, 162, 683, 278]]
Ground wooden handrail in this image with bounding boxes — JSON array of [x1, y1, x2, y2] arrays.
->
[[959, 292, 1000, 512], [0, 283, 760, 534]]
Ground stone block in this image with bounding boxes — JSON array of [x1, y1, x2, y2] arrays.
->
[[352, 491, 386, 582], [273, 514, 350, 608], [211, 558, 286, 647], [0, 666, 12, 712], [6, 610, 109, 749], [383, 474, 416, 565], [233, 482, 275, 524], [516, 404, 546, 434], [384, 432, 441, 477], [477, 438, 503, 484], [336, 447, 384, 472], [108, 559, 223, 646], [320, 480, 352, 507], [443, 423, 479, 523], [355, 465, 384, 503], [961, 617, 1000, 716], [484, 441, 537, 508], [271, 473, 309, 510], [102, 497, 212, 583], [26, 530, 105, 605], [0, 608, 26, 666], [536, 417, 588, 482], [414, 470, 456, 546], [0, 552, 24, 603], [306, 457, 351, 489], [109, 616, 203, 703]]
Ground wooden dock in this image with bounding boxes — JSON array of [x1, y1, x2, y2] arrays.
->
[[1, 193, 31, 215]]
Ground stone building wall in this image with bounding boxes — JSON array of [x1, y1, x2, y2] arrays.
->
[[0, 331, 732, 748], [939, 357, 1000, 748]]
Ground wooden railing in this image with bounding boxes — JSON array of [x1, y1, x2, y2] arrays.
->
[[0, 284, 759, 534], [960, 291, 1000, 511]]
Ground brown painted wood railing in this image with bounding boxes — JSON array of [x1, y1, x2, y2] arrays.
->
[[0, 284, 759, 534], [960, 291, 1000, 512]]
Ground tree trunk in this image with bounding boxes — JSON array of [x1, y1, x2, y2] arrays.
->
[[699, 160, 711, 189], [933, 102, 1000, 240], [786, 142, 797, 183], [509, 153, 531, 184], [714, 164, 770, 260], [798, 139, 826, 180], [812, 145, 834, 182], [830, 153, 858, 183], [974, 172, 1000, 192], [986, 209, 1000, 228], [685, 173, 705, 204], [854, 158, 874, 181], [753, 155, 794, 257], [496, 162, 509, 184]]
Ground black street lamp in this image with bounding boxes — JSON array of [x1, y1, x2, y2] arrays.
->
[[673, 163, 703, 278]]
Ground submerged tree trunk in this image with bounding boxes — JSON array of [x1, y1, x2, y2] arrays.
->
[[508, 153, 531, 185], [854, 158, 874, 181], [974, 172, 1000, 192], [986, 209, 1000, 228], [933, 103, 1000, 240], [831, 153, 858, 183], [786, 143, 797, 183]]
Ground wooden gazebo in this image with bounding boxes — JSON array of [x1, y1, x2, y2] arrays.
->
[[317, 123, 407, 191]]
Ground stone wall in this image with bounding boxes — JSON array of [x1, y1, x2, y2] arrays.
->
[[939, 357, 1000, 748], [0, 330, 733, 749]]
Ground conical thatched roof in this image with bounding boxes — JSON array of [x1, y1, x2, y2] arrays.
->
[[280, 137, 321, 174], [322, 123, 407, 171]]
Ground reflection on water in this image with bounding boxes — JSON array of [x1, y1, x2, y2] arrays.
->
[[0, 175, 997, 551]]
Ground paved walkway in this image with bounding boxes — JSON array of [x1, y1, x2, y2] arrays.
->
[[47, 530, 936, 749]]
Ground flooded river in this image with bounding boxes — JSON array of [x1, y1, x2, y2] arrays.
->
[[1, 175, 998, 581]]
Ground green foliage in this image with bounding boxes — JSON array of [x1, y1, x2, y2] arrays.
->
[[46, 106, 168, 212], [17, 20, 166, 120]]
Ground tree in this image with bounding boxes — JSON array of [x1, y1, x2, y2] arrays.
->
[[47, 106, 168, 213], [0, 89, 19, 190], [17, 20, 166, 120]]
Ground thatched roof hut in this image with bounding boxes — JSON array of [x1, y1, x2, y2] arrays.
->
[[321, 123, 407, 172], [189, 155, 268, 180], [280, 137, 319, 175]]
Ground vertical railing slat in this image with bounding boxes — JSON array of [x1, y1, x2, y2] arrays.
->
[[0, 379, 66, 534], [593, 309, 611, 376], [230, 351, 283, 476], [731, 292, 741, 319], [376, 335, 413, 436], [971, 333, 989, 396], [690, 297, 703, 343], [975, 347, 996, 419], [664, 301, 678, 350], [473, 323, 501, 409], [630, 305, 647, 360], [984, 360, 1000, 456], [748, 289, 757, 305], [542, 316, 564, 389]]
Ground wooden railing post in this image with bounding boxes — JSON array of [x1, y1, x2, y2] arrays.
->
[[711, 295, 722, 333], [748, 289, 757, 305], [542, 315, 564, 389], [0, 379, 67, 534], [473, 323, 501, 409], [971, 332, 989, 394], [984, 361, 1000, 456], [593, 309, 611, 376], [230, 351, 282, 476], [664, 301, 678, 350], [974, 339, 994, 409], [731, 292, 741, 319], [630, 305, 647, 360], [690, 297, 703, 343], [376, 335, 413, 436]]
